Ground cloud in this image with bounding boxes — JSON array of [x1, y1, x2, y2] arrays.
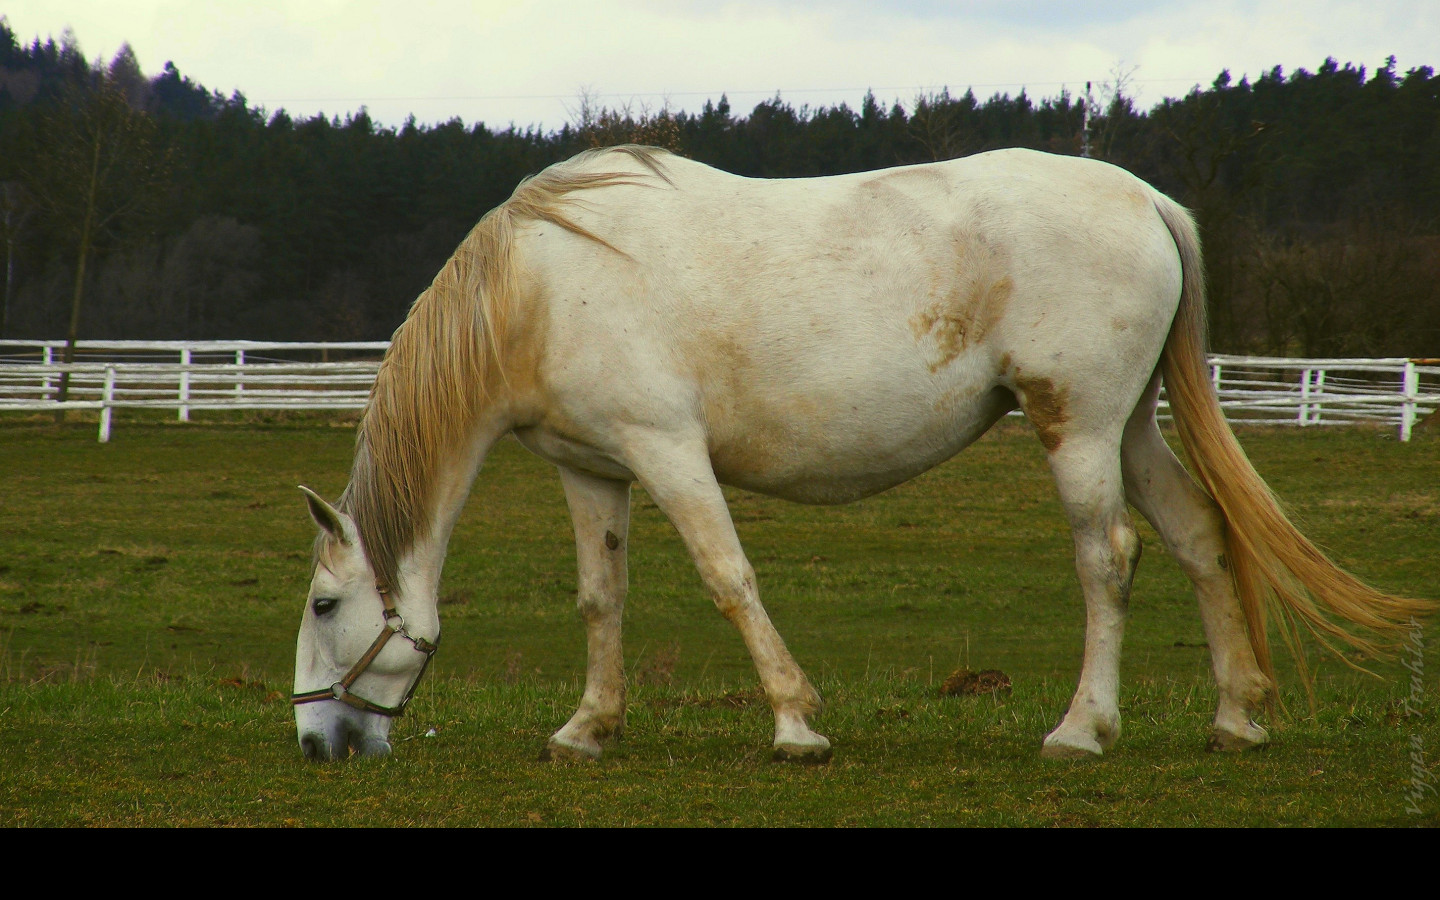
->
[[2, 0, 1433, 129]]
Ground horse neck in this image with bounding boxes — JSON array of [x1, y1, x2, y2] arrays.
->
[[381, 409, 512, 625], [353, 282, 538, 617]]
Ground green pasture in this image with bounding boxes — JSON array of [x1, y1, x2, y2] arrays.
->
[[0, 414, 1436, 826]]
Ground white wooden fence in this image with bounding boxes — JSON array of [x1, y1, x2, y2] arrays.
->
[[1, 340, 1437, 443], [1206, 354, 1439, 441], [0, 340, 386, 441]]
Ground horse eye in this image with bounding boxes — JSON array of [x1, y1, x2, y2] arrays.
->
[[312, 597, 339, 616]]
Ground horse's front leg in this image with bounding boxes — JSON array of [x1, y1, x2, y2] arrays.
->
[[629, 436, 831, 763], [543, 467, 631, 761]]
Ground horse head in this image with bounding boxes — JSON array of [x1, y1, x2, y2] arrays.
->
[[292, 486, 438, 761]]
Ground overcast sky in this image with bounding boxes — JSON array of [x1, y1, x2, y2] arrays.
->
[[4, 1, 1433, 130]]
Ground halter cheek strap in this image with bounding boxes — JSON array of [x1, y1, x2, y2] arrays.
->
[[292, 582, 440, 718]]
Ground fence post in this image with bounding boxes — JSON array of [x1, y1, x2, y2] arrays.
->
[[1311, 368, 1326, 425], [179, 347, 191, 422], [235, 348, 245, 399], [1298, 368, 1313, 426], [1401, 360, 1418, 442], [42, 343, 53, 396], [98, 366, 115, 443], [1211, 361, 1222, 393]]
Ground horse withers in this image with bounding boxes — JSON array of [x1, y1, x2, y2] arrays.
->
[[291, 146, 1430, 762]]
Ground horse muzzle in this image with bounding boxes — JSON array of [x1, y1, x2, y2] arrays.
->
[[296, 701, 393, 761]]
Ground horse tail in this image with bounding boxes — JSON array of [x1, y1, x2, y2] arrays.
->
[[1152, 195, 1434, 693]]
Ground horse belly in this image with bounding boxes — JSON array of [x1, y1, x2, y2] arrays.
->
[[704, 358, 1012, 505]]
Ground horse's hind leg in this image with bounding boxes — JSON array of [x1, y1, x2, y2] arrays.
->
[[1120, 379, 1271, 751], [543, 467, 632, 762], [628, 436, 831, 763], [1040, 434, 1143, 759]]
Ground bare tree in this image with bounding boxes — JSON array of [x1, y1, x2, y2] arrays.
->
[[1252, 219, 1440, 357], [23, 57, 169, 403], [907, 88, 980, 162], [1087, 62, 1139, 162], [1151, 77, 1271, 349], [160, 215, 263, 336], [0, 181, 32, 338], [567, 87, 682, 152]]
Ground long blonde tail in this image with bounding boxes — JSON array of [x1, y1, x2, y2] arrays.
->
[[1152, 196, 1434, 691]]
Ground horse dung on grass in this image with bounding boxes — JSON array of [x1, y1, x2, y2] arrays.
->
[[291, 146, 1432, 762]]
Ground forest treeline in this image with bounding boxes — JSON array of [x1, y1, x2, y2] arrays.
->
[[2, 21, 1438, 355]]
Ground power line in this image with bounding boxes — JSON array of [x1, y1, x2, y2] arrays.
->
[[252, 78, 1212, 106]]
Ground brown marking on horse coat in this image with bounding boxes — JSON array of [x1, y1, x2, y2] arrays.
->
[[869, 166, 950, 192], [698, 329, 814, 479], [1014, 373, 1070, 453], [909, 275, 1014, 373]]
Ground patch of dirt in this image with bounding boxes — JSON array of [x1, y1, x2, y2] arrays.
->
[[501, 650, 541, 683], [650, 688, 764, 711], [1318, 492, 1438, 516], [690, 688, 763, 708], [939, 668, 1012, 697], [14, 601, 66, 615], [216, 673, 283, 702], [731, 511, 775, 523], [95, 544, 171, 558], [635, 642, 680, 686], [216, 676, 266, 691]]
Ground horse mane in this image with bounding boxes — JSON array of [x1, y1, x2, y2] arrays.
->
[[338, 145, 673, 589]]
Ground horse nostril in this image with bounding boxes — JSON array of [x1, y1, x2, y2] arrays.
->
[[300, 733, 329, 761]]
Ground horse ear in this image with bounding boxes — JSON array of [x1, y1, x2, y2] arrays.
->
[[299, 485, 350, 544]]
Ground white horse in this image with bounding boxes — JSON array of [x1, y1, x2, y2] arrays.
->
[[292, 145, 1428, 762]]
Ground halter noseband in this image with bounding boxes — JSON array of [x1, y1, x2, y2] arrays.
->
[[291, 582, 440, 718]]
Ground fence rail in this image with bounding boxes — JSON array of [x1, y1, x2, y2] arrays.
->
[[1, 340, 1437, 443]]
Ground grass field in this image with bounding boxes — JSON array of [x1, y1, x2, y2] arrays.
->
[[1, 414, 1436, 826]]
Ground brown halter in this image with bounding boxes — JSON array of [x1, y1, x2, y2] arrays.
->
[[291, 582, 439, 717]]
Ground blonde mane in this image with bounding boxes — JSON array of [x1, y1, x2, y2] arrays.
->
[[338, 146, 672, 588]]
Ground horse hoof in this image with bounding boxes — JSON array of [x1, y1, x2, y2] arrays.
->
[[1207, 723, 1269, 752], [1040, 734, 1104, 759], [540, 738, 602, 763], [772, 743, 833, 765]]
